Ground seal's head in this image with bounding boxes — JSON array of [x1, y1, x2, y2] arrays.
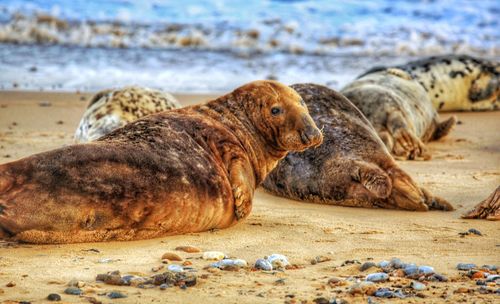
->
[[233, 80, 323, 152]]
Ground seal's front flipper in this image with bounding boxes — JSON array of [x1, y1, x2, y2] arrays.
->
[[421, 188, 454, 211], [433, 115, 457, 140], [228, 159, 255, 221], [462, 186, 500, 221], [351, 161, 392, 199], [385, 167, 428, 211], [387, 111, 430, 160]]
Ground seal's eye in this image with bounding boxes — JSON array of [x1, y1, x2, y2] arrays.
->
[[271, 106, 282, 116]]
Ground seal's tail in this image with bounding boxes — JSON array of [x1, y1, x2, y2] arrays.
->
[[433, 115, 457, 140]]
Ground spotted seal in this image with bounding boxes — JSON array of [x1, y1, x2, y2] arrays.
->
[[359, 55, 499, 111], [341, 68, 456, 160], [462, 186, 499, 221], [0, 80, 322, 244], [263, 83, 453, 211], [74, 86, 181, 142]]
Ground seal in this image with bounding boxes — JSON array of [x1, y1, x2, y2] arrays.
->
[[341, 68, 457, 160], [263, 84, 453, 211], [360, 55, 499, 111], [74, 86, 181, 143], [0, 80, 323, 244], [462, 186, 499, 221]]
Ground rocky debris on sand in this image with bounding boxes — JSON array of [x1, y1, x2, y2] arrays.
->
[[311, 255, 331, 265], [374, 288, 406, 298], [341, 259, 360, 266], [47, 293, 61, 301], [175, 246, 201, 253], [266, 254, 290, 268], [64, 287, 82, 295], [107, 291, 127, 299], [202, 251, 226, 261], [360, 262, 376, 271], [459, 228, 482, 237], [96, 269, 197, 290], [348, 281, 376, 295]]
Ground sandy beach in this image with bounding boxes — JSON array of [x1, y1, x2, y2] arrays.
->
[[0, 90, 499, 304]]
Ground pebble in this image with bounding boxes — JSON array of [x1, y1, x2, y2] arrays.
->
[[429, 273, 448, 282], [47, 293, 61, 301], [161, 252, 183, 261], [403, 265, 418, 276], [485, 274, 500, 282], [311, 255, 331, 265], [211, 258, 247, 270], [467, 228, 482, 235], [360, 262, 376, 271], [64, 287, 82, 295], [454, 287, 470, 293], [418, 266, 435, 274], [274, 278, 286, 286], [98, 258, 114, 263], [175, 246, 201, 253], [366, 273, 389, 283], [457, 263, 476, 270], [411, 281, 426, 291], [5, 282, 15, 287], [254, 258, 273, 271], [167, 264, 184, 273], [108, 291, 127, 299], [389, 258, 404, 269], [471, 271, 486, 279], [160, 283, 170, 290], [378, 260, 389, 268], [374, 288, 394, 298], [67, 279, 85, 288], [476, 280, 486, 286], [267, 254, 290, 268], [327, 277, 343, 287], [349, 281, 376, 295], [481, 265, 498, 271], [202, 251, 225, 261]]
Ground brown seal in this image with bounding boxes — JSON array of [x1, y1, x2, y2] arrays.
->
[[74, 86, 181, 143], [0, 80, 323, 244], [462, 186, 499, 221], [263, 83, 453, 211], [341, 69, 456, 160]]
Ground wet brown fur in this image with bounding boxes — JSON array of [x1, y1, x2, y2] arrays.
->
[[0, 80, 322, 244], [263, 84, 454, 211], [341, 69, 456, 160]]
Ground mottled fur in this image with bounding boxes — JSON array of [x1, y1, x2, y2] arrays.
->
[[74, 86, 181, 142], [361, 55, 499, 111], [0, 80, 322, 244], [263, 84, 453, 211], [341, 69, 456, 160], [462, 186, 499, 221]]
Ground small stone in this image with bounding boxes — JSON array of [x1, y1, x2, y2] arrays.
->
[[159, 283, 169, 290], [454, 287, 470, 293], [98, 258, 114, 263], [457, 263, 476, 271], [389, 258, 404, 269], [175, 246, 201, 253], [255, 258, 273, 271], [47, 293, 61, 301], [476, 280, 486, 286], [360, 262, 376, 271], [38, 101, 52, 107], [429, 273, 448, 282], [349, 281, 376, 295], [341, 259, 360, 266], [64, 287, 82, 295], [313, 297, 329, 304], [481, 265, 497, 271], [5, 282, 15, 287], [108, 291, 127, 299], [418, 266, 435, 274], [67, 279, 86, 288], [378, 260, 389, 268], [374, 288, 394, 298], [212, 258, 247, 270], [467, 228, 482, 235], [274, 278, 286, 286], [267, 254, 290, 268], [392, 269, 405, 278], [327, 277, 343, 287], [161, 252, 183, 261], [182, 261, 192, 266], [366, 273, 389, 282], [167, 264, 184, 273], [152, 265, 165, 272], [202, 251, 225, 260], [471, 271, 486, 279], [311, 255, 331, 265], [411, 281, 426, 291], [486, 274, 500, 282], [404, 264, 418, 276]]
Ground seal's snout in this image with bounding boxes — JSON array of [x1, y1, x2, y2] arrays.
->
[[300, 115, 323, 147]]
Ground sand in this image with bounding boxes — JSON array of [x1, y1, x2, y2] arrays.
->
[[0, 90, 499, 304]]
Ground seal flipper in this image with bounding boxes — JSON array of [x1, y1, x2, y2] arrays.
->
[[351, 161, 392, 199], [432, 115, 457, 140], [420, 187, 454, 211], [386, 111, 430, 160], [462, 186, 500, 221], [385, 167, 428, 211]]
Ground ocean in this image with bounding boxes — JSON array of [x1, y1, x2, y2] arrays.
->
[[0, 0, 498, 93]]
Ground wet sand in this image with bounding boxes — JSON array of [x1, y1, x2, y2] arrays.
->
[[0, 90, 499, 303]]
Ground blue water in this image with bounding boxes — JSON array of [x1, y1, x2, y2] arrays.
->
[[0, 0, 498, 92]]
